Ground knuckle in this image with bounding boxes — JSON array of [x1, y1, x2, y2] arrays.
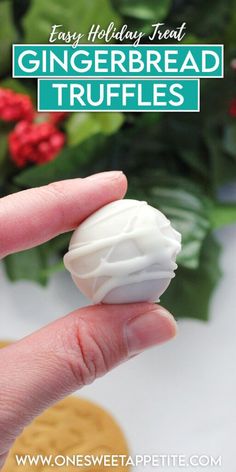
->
[[59, 319, 110, 387], [41, 182, 69, 228], [46, 181, 67, 198]]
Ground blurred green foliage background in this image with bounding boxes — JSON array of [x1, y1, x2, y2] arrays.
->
[[1, 0, 236, 321]]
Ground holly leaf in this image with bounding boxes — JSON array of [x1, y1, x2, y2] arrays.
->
[[23, 0, 120, 43], [4, 246, 49, 286], [14, 134, 106, 188], [66, 112, 124, 147], [161, 234, 222, 321]]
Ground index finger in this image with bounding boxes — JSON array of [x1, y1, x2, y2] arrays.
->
[[0, 171, 127, 258]]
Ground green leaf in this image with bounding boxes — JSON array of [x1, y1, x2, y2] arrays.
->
[[181, 34, 203, 45], [226, 0, 236, 46], [0, 78, 30, 94], [0, 78, 37, 105], [4, 246, 49, 286], [179, 150, 208, 177], [152, 188, 212, 270], [0, 1, 17, 76], [0, 126, 8, 166], [223, 123, 236, 158], [12, 0, 31, 33], [161, 234, 222, 321], [23, 0, 120, 43], [14, 134, 106, 188], [211, 203, 236, 229], [118, 0, 171, 21], [205, 129, 236, 193], [129, 176, 213, 270], [161, 114, 209, 178], [48, 232, 72, 253], [66, 112, 124, 147], [40, 260, 65, 278], [171, 0, 231, 40]]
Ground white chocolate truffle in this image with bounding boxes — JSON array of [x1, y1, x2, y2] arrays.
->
[[64, 199, 181, 304]]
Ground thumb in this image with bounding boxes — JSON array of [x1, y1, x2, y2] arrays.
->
[[0, 303, 176, 454]]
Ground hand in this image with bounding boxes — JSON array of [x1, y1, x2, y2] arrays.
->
[[0, 171, 177, 467]]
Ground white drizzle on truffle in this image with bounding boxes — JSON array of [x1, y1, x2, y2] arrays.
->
[[64, 199, 182, 304]]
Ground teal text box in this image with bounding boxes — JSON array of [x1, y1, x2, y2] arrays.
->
[[13, 45, 224, 78], [38, 79, 200, 112]]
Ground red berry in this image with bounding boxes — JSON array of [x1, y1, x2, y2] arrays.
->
[[0, 88, 34, 122], [9, 121, 65, 168], [229, 99, 236, 118]]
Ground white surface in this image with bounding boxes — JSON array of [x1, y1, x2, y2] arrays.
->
[[1, 225, 236, 471]]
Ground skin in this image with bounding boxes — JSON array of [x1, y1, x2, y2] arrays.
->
[[0, 171, 177, 468]]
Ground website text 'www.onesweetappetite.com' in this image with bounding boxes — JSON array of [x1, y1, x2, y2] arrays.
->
[[14, 453, 222, 468]]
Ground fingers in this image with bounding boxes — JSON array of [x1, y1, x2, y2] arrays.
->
[[0, 171, 127, 258], [0, 303, 176, 452]]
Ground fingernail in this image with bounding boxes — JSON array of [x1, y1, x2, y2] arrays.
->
[[86, 171, 124, 182], [125, 308, 177, 356]]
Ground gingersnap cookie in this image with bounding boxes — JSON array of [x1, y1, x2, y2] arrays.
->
[[0, 341, 11, 349], [3, 396, 130, 471]]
